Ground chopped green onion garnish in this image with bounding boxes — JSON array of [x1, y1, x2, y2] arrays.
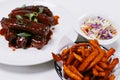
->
[[22, 4, 26, 9], [33, 12, 38, 16], [25, 12, 38, 21], [16, 15, 23, 20], [17, 32, 31, 37], [8, 15, 11, 18], [34, 18, 38, 22], [17, 20, 23, 25], [39, 7, 44, 13], [25, 13, 34, 21]]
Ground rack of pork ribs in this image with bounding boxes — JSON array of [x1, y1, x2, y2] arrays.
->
[[0, 5, 59, 49]]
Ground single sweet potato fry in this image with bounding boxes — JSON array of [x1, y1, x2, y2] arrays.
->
[[61, 48, 70, 58], [89, 39, 104, 54], [81, 46, 85, 57], [98, 72, 105, 77], [68, 65, 83, 78], [95, 65, 104, 72], [89, 39, 100, 48], [102, 48, 115, 62], [73, 59, 80, 67], [64, 65, 82, 80], [98, 62, 108, 69], [72, 43, 90, 48], [73, 52, 82, 62], [108, 58, 119, 70], [66, 49, 74, 65], [52, 52, 61, 61]]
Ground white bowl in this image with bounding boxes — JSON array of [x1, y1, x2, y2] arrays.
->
[[75, 14, 120, 45]]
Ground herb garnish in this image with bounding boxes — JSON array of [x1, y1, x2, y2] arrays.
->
[[22, 4, 26, 9], [8, 15, 11, 18], [16, 15, 23, 20], [39, 7, 44, 13], [17, 20, 23, 25], [33, 18, 38, 22], [25, 12, 38, 21], [17, 32, 31, 37]]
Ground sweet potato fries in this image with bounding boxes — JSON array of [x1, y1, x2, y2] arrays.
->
[[52, 39, 119, 80]]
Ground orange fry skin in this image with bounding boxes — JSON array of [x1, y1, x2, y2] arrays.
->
[[72, 43, 90, 48], [52, 52, 61, 61], [66, 49, 74, 65], [87, 49, 105, 70], [73, 52, 82, 62], [64, 65, 82, 80], [93, 68, 99, 76], [84, 49, 91, 57], [73, 59, 80, 68], [108, 58, 119, 70], [98, 62, 108, 69], [109, 74, 115, 80], [102, 48, 115, 62], [95, 65, 104, 72], [98, 72, 106, 77], [78, 49, 98, 72], [60, 48, 70, 58], [68, 65, 83, 78], [81, 46, 85, 57], [89, 39, 100, 48], [105, 58, 119, 79]]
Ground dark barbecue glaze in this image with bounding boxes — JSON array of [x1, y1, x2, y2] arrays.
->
[[0, 5, 59, 49]]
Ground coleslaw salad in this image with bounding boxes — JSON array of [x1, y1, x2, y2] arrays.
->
[[81, 16, 117, 40], [75, 14, 120, 45]]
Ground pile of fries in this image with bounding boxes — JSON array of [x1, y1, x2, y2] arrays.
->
[[52, 40, 119, 80]]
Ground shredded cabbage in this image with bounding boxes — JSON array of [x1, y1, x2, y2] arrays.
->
[[81, 16, 117, 40]]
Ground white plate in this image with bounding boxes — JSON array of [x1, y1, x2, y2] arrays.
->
[[0, 0, 77, 66]]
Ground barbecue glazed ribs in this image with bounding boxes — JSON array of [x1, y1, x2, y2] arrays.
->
[[0, 5, 59, 49]]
